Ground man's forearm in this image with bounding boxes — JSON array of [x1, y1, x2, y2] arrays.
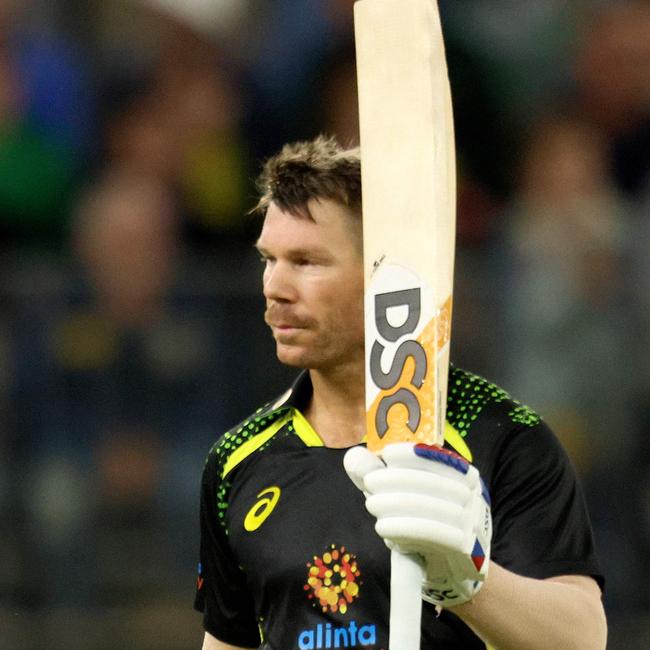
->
[[450, 563, 607, 650]]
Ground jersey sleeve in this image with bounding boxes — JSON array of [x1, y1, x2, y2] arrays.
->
[[489, 419, 604, 589], [194, 450, 261, 647]]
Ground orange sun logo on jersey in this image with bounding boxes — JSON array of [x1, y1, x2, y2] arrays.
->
[[304, 545, 362, 614]]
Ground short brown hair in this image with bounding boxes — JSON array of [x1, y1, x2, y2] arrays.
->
[[253, 135, 361, 219]]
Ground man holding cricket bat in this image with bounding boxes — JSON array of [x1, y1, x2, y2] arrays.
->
[[194, 137, 606, 650]]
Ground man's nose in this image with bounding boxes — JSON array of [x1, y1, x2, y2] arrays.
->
[[263, 261, 296, 302]]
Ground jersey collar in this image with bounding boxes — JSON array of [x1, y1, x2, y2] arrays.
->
[[282, 370, 313, 412], [275, 370, 472, 459]]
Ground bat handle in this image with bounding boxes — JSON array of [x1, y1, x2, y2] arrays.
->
[[389, 549, 425, 649]]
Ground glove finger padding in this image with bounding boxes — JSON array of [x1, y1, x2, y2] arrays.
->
[[343, 443, 492, 608], [365, 467, 471, 504], [366, 493, 467, 550], [343, 444, 386, 492]]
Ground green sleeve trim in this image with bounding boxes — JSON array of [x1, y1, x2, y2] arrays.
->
[[447, 367, 540, 436]]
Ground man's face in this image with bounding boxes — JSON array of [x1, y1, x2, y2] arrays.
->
[[256, 199, 364, 371]]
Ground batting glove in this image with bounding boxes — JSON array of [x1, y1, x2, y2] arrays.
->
[[344, 442, 492, 607]]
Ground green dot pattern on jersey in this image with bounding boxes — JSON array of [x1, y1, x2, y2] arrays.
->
[[446, 368, 540, 436], [211, 405, 290, 531]]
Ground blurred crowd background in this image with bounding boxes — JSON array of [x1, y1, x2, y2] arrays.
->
[[0, 0, 648, 648]]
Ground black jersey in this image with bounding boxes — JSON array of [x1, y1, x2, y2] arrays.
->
[[194, 367, 602, 649]]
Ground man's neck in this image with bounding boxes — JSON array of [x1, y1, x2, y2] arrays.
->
[[304, 363, 365, 448]]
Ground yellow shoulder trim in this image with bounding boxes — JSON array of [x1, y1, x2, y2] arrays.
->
[[292, 409, 324, 447], [222, 412, 292, 478], [444, 421, 473, 462]]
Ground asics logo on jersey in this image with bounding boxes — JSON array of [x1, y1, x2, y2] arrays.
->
[[244, 486, 281, 531], [370, 288, 427, 436]]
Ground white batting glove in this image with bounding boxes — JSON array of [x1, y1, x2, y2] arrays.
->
[[344, 442, 492, 607]]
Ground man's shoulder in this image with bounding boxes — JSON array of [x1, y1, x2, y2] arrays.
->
[[444, 366, 552, 479], [446, 366, 542, 439], [203, 387, 296, 478]]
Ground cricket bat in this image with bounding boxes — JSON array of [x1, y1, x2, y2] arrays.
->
[[354, 0, 456, 647]]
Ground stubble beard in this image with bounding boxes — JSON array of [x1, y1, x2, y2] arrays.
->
[[273, 326, 362, 373]]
